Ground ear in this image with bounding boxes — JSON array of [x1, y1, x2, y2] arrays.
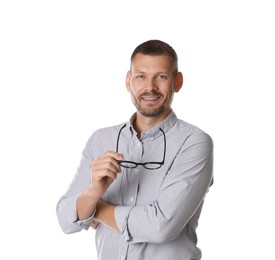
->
[[125, 71, 131, 92], [174, 72, 183, 93]]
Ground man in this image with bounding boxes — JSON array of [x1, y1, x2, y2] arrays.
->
[[56, 39, 214, 260]]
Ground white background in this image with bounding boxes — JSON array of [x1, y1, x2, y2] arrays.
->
[[1, 0, 274, 259]]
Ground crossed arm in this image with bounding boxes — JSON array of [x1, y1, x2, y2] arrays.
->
[[76, 151, 123, 233], [76, 133, 213, 242]]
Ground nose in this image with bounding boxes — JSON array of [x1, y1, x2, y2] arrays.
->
[[145, 77, 158, 92]]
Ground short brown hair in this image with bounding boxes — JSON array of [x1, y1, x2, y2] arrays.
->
[[131, 40, 178, 72]]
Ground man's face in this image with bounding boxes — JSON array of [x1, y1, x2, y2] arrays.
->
[[126, 53, 181, 118]]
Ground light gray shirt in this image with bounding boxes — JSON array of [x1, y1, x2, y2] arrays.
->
[[56, 111, 214, 260]]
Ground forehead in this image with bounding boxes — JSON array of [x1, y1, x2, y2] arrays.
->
[[131, 53, 174, 73]]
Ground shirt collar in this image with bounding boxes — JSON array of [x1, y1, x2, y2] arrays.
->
[[128, 110, 178, 140]]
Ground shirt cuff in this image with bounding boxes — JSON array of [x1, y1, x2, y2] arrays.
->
[[74, 210, 96, 230], [68, 193, 96, 230], [115, 206, 134, 242]]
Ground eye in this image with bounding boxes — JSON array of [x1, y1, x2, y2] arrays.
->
[[157, 74, 168, 80], [136, 74, 145, 80]]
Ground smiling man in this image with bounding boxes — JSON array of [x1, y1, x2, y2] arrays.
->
[[56, 40, 214, 260]]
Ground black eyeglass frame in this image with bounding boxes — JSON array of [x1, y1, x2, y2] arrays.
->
[[115, 124, 166, 170]]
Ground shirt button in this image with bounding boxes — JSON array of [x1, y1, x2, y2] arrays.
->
[[129, 196, 135, 202], [134, 168, 139, 173], [120, 256, 124, 260]]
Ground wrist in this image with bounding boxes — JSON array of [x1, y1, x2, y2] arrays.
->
[[84, 186, 102, 201], [77, 187, 101, 220]]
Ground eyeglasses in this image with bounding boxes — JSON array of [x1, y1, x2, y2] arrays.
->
[[115, 124, 166, 170]]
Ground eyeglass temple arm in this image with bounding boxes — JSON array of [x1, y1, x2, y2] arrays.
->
[[159, 128, 166, 163], [116, 124, 127, 153], [117, 125, 166, 164]]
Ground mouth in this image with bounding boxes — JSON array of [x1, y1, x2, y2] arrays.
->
[[140, 95, 161, 102]]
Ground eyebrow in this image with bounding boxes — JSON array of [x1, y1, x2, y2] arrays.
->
[[132, 70, 170, 75]]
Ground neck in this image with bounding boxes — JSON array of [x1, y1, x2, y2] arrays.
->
[[134, 109, 171, 137]]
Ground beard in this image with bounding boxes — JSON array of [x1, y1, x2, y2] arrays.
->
[[131, 89, 174, 117]]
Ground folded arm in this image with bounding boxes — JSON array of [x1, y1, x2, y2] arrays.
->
[[95, 132, 213, 243], [56, 144, 123, 234]]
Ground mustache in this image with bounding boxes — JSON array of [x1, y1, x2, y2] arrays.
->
[[138, 90, 162, 99]]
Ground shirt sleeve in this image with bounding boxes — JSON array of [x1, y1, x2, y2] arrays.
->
[[56, 136, 96, 234], [57, 192, 96, 233], [115, 132, 214, 244]]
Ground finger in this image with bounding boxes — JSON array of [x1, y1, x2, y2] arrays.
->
[[91, 220, 99, 229], [93, 167, 118, 180], [92, 160, 120, 174], [92, 156, 122, 173], [98, 151, 124, 161], [92, 158, 121, 177]]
